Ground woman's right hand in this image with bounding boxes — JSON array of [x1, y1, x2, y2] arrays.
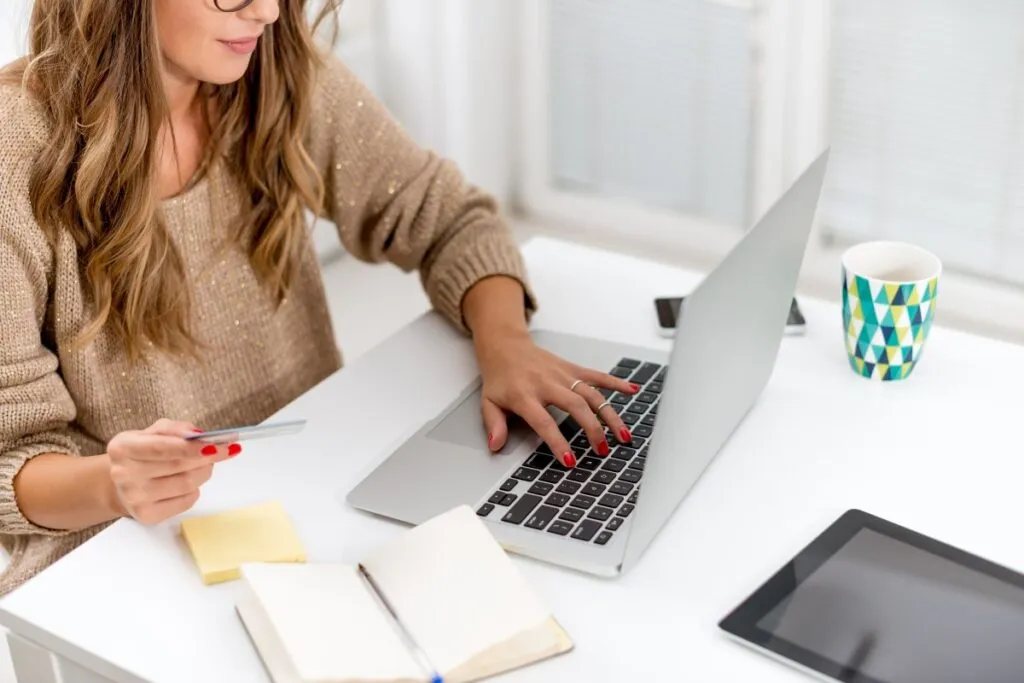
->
[[106, 419, 239, 525]]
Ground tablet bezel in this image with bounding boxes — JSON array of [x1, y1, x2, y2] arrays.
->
[[718, 509, 1024, 682]]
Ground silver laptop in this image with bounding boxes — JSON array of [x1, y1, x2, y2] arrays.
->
[[347, 150, 830, 577]]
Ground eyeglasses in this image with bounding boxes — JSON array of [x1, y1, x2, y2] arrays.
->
[[214, 0, 255, 11]]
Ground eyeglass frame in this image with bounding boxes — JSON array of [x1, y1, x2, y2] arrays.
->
[[214, 0, 256, 11]]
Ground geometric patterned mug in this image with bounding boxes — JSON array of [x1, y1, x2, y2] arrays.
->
[[841, 241, 942, 381]]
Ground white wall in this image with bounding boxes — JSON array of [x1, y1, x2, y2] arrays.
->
[[373, 0, 519, 205], [0, 0, 30, 66]]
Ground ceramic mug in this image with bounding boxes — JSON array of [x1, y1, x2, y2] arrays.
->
[[841, 241, 942, 381]]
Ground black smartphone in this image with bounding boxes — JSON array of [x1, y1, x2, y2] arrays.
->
[[655, 296, 806, 337]]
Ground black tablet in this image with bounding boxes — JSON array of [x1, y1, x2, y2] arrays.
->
[[719, 510, 1024, 683]]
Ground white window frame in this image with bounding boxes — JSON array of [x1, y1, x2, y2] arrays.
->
[[516, 0, 1024, 343]]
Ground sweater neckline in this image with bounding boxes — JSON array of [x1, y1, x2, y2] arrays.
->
[[158, 156, 217, 207]]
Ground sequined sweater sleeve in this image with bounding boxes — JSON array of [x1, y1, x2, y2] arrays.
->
[[0, 94, 85, 538], [304, 54, 537, 332]]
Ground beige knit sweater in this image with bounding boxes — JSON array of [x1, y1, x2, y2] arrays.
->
[[0, 55, 534, 595]]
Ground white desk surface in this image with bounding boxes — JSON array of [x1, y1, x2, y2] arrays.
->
[[2, 236, 1023, 682]]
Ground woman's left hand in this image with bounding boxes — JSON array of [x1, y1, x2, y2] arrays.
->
[[473, 328, 639, 468]]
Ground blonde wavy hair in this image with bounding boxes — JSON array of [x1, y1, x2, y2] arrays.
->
[[4, 0, 339, 360]]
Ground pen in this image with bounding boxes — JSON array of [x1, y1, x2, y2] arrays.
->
[[357, 563, 443, 683]]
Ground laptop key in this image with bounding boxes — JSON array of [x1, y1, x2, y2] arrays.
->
[[549, 460, 571, 473], [559, 507, 584, 523], [588, 506, 612, 522], [616, 504, 635, 518], [499, 494, 517, 506], [610, 367, 632, 379], [654, 368, 667, 382], [571, 519, 602, 542], [582, 482, 606, 497], [640, 446, 649, 458], [648, 381, 663, 394], [621, 413, 639, 426], [556, 480, 581, 495], [629, 363, 661, 385], [571, 434, 591, 450], [598, 387, 614, 398], [618, 358, 642, 369], [535, 443, 553, 455], [477, 503, 494, 517], [570, 495, 596, 510], [640, 415, 656, 427], [610, 481, 633, 496], [578, 456, 602, 471], [626, 402, 647, 415], [567, 468, 591, 483], [630, 436, 646, 449], [635, 392, 658, 404], [488, 492, 505, 504], [512, 467, 541, 482], [606, 517, 624, 531], [525, 505, 559, 531], [500, 478, 518, 492], [524, 453, 554, 470], [540, 469, 564, 484], [612, 447, 636, 461], [594, 531, 614, 546], [628, 491, 639, 504], [629, 458, 645, 471], [546, 493, 571, 507], [649, 404, 658, 415], [633, 425, 653, 438], [547, 520, 574, 536], [558, 416, 582, 441], [502, 494, 543, 525], [611, 393, 631, 405], [601, 459, 626, 473], [599, 494, 624, 509], [619, 470, 642, 484], [593, 470, 616, 485], [528, 482, 554, 496]]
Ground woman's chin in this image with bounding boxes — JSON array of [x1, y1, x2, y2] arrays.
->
[[195, 62, 253, 86]]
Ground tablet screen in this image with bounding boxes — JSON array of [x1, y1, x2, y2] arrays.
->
[[720, 511, 1024, 683]]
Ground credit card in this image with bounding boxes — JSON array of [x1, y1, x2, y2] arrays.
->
[[185, 419, 307, 445]]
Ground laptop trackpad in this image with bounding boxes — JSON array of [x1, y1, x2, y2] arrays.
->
[[425, 386, 529, 452]]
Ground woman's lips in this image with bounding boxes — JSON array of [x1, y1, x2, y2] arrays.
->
[[219, 38, 259, 55]]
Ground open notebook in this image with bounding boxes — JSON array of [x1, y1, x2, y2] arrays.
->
[[235, 505, 573, 683]]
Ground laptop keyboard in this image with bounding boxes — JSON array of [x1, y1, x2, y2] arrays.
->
[[476, 357, 666, 546]]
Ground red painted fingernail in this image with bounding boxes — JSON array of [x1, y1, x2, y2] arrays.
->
[[619, 427, 632, 442], [629, 383, 640, 392], [563, 452, 576, 468], [201, 445, 217, 456], [597, 440, 610, 457], [487, 433, 493, 447], [228, 443, 242, 457], [192, 428, 204, 433]]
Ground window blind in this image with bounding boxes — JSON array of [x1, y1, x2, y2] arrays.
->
[[547, 0, 757, 229], [821, 0, 1024, 286]]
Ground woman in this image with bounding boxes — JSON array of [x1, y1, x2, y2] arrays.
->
[[0, 0, 638, 594]]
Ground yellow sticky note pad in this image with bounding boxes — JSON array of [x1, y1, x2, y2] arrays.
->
[[180, 501, 306, 585]]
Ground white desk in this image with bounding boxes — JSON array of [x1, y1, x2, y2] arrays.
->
[[2, 236, 1023, 683]]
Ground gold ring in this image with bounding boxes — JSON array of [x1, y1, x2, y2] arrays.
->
[[569, 379, 585, 392], [595, 401, 612, 413]]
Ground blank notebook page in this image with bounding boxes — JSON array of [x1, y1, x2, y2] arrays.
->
[[244, 563, 422, 682], [361, 506, 551, 675]]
